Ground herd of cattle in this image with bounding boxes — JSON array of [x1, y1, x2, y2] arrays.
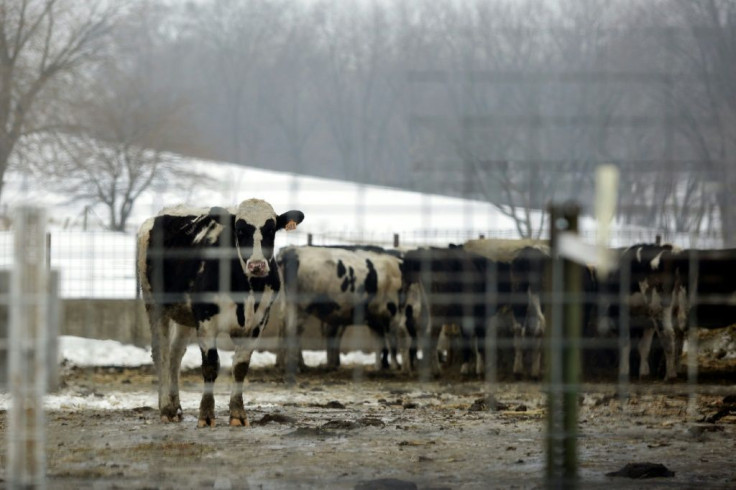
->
[[136, 199, 736, 426]]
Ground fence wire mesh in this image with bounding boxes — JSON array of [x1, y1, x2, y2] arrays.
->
[[2, 19, 736, 486], [1, 206, 734, 488]]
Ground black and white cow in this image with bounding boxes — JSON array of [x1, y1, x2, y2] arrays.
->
[[594, 243, 688, 381], [401, 243, 548, 378], [137, 199, 304, 426], [683, 248, 736, 329], [276, 245, 427, 374]]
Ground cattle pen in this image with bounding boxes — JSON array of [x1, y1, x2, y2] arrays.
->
[[1, 205, 735, 490]]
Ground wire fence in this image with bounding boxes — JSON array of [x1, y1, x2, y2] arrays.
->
[[0, 209, 734, 487], [0, 225, 724, 300]]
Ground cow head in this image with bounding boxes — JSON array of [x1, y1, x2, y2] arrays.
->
[[233, 199, 304, 278]]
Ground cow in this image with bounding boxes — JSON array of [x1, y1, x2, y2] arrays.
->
[[672, 248, 736, 370], [401, 243, 548, 379], [276, 245, 428, 375], [592, 243, 688, 381], [137, 199, 304, 427], [684, 248, 736, 329]]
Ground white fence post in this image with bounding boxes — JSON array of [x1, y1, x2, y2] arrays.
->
[[7, 206, 49, 489]]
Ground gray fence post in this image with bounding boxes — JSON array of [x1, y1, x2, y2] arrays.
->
[[546, 202, 582, 489], [5, 206, 58, 489]]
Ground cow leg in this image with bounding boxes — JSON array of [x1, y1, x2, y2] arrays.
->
[[474, 322, 486, 376], [530, 332, 544, 380], [527, 291, 546, 380], [394, 321, 412, 374], [380, 317, 404, 371], [163, 322, 194, 422], [637, 326, 655, 379], [153, 316, 184, 423], [388, 328, 402, 371], [369, 328, 387, 371], [674, 287, 689, 374], [512, 319, 525, 378], [197, 322, 220, 428], [660, 305, 678, 381], [459, 321, 475, 375], [229, 336, 257, 427], [420, 322, 443, 377], [323, 323, 344, 370], [618, 334, 631, 379]]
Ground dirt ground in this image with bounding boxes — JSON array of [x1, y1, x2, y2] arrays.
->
[[2, 361, 736, 490]]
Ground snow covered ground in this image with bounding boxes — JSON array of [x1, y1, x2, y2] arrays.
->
[[0, 336, 376, 412]]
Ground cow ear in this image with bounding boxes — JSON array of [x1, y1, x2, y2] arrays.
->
[[277, 210, 304, 231]]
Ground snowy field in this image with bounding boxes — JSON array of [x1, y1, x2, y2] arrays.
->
[[0, 156, 713, 298]]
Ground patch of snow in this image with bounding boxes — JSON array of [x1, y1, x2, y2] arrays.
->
[[57, 336, 376, 370], [0, 336, 380, 412]]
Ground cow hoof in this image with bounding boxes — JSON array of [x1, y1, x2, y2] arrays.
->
[[160, 406, 182, 423], [197, 418, 216, 428], [229, 417, 250, 427]]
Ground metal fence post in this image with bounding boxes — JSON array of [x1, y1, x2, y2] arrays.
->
[[546, 202, 582, 489], [7, 206, 49, 489]]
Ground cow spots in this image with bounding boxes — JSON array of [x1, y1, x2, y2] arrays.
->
[[306, 294, 341, 318], [195, 303, 220, 323], [341, 266, 357, 292], [404, 304, 417, 337], [201, 348, 220, 383], [236, 303, 245, 327], [336, 260, 347, 278], [387, 302, 398, 317], [364, 259, 378, 295], [232, 361, 250, 383], [252, 326, 261, 338]]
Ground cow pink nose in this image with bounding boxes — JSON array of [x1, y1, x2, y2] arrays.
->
[[247, 260, 269, 276]]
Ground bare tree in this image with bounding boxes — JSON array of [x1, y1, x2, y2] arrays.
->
[[408, 0, 629, 237], [190, 0, 290, 165], [664, 0, 736, 244], [310, 0, 407, 182], [23, 67, 202, 231], [0, 0, 118, 198]]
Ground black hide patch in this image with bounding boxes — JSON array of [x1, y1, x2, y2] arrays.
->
[[364, 259, 378, 295], [201, 348, 220, 383], [336, 260, 347, 278], [232, 361, 250, 382], [236, 303, 245, 327], [235, 220, 256, 256], [306, 294, 341, 318], [405, 305, 417, 338], [341, 266, 356, 292]]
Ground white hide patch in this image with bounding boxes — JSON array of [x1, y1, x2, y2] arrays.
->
[[463, 238, 549, 262], [650, 250, 666, 271], [235, 199, 278, 228]]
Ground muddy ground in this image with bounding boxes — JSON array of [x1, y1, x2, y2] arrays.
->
[[2, 361, 736, 490]]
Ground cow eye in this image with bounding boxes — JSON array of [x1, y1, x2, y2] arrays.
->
[[261, 221, 276, 235]]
